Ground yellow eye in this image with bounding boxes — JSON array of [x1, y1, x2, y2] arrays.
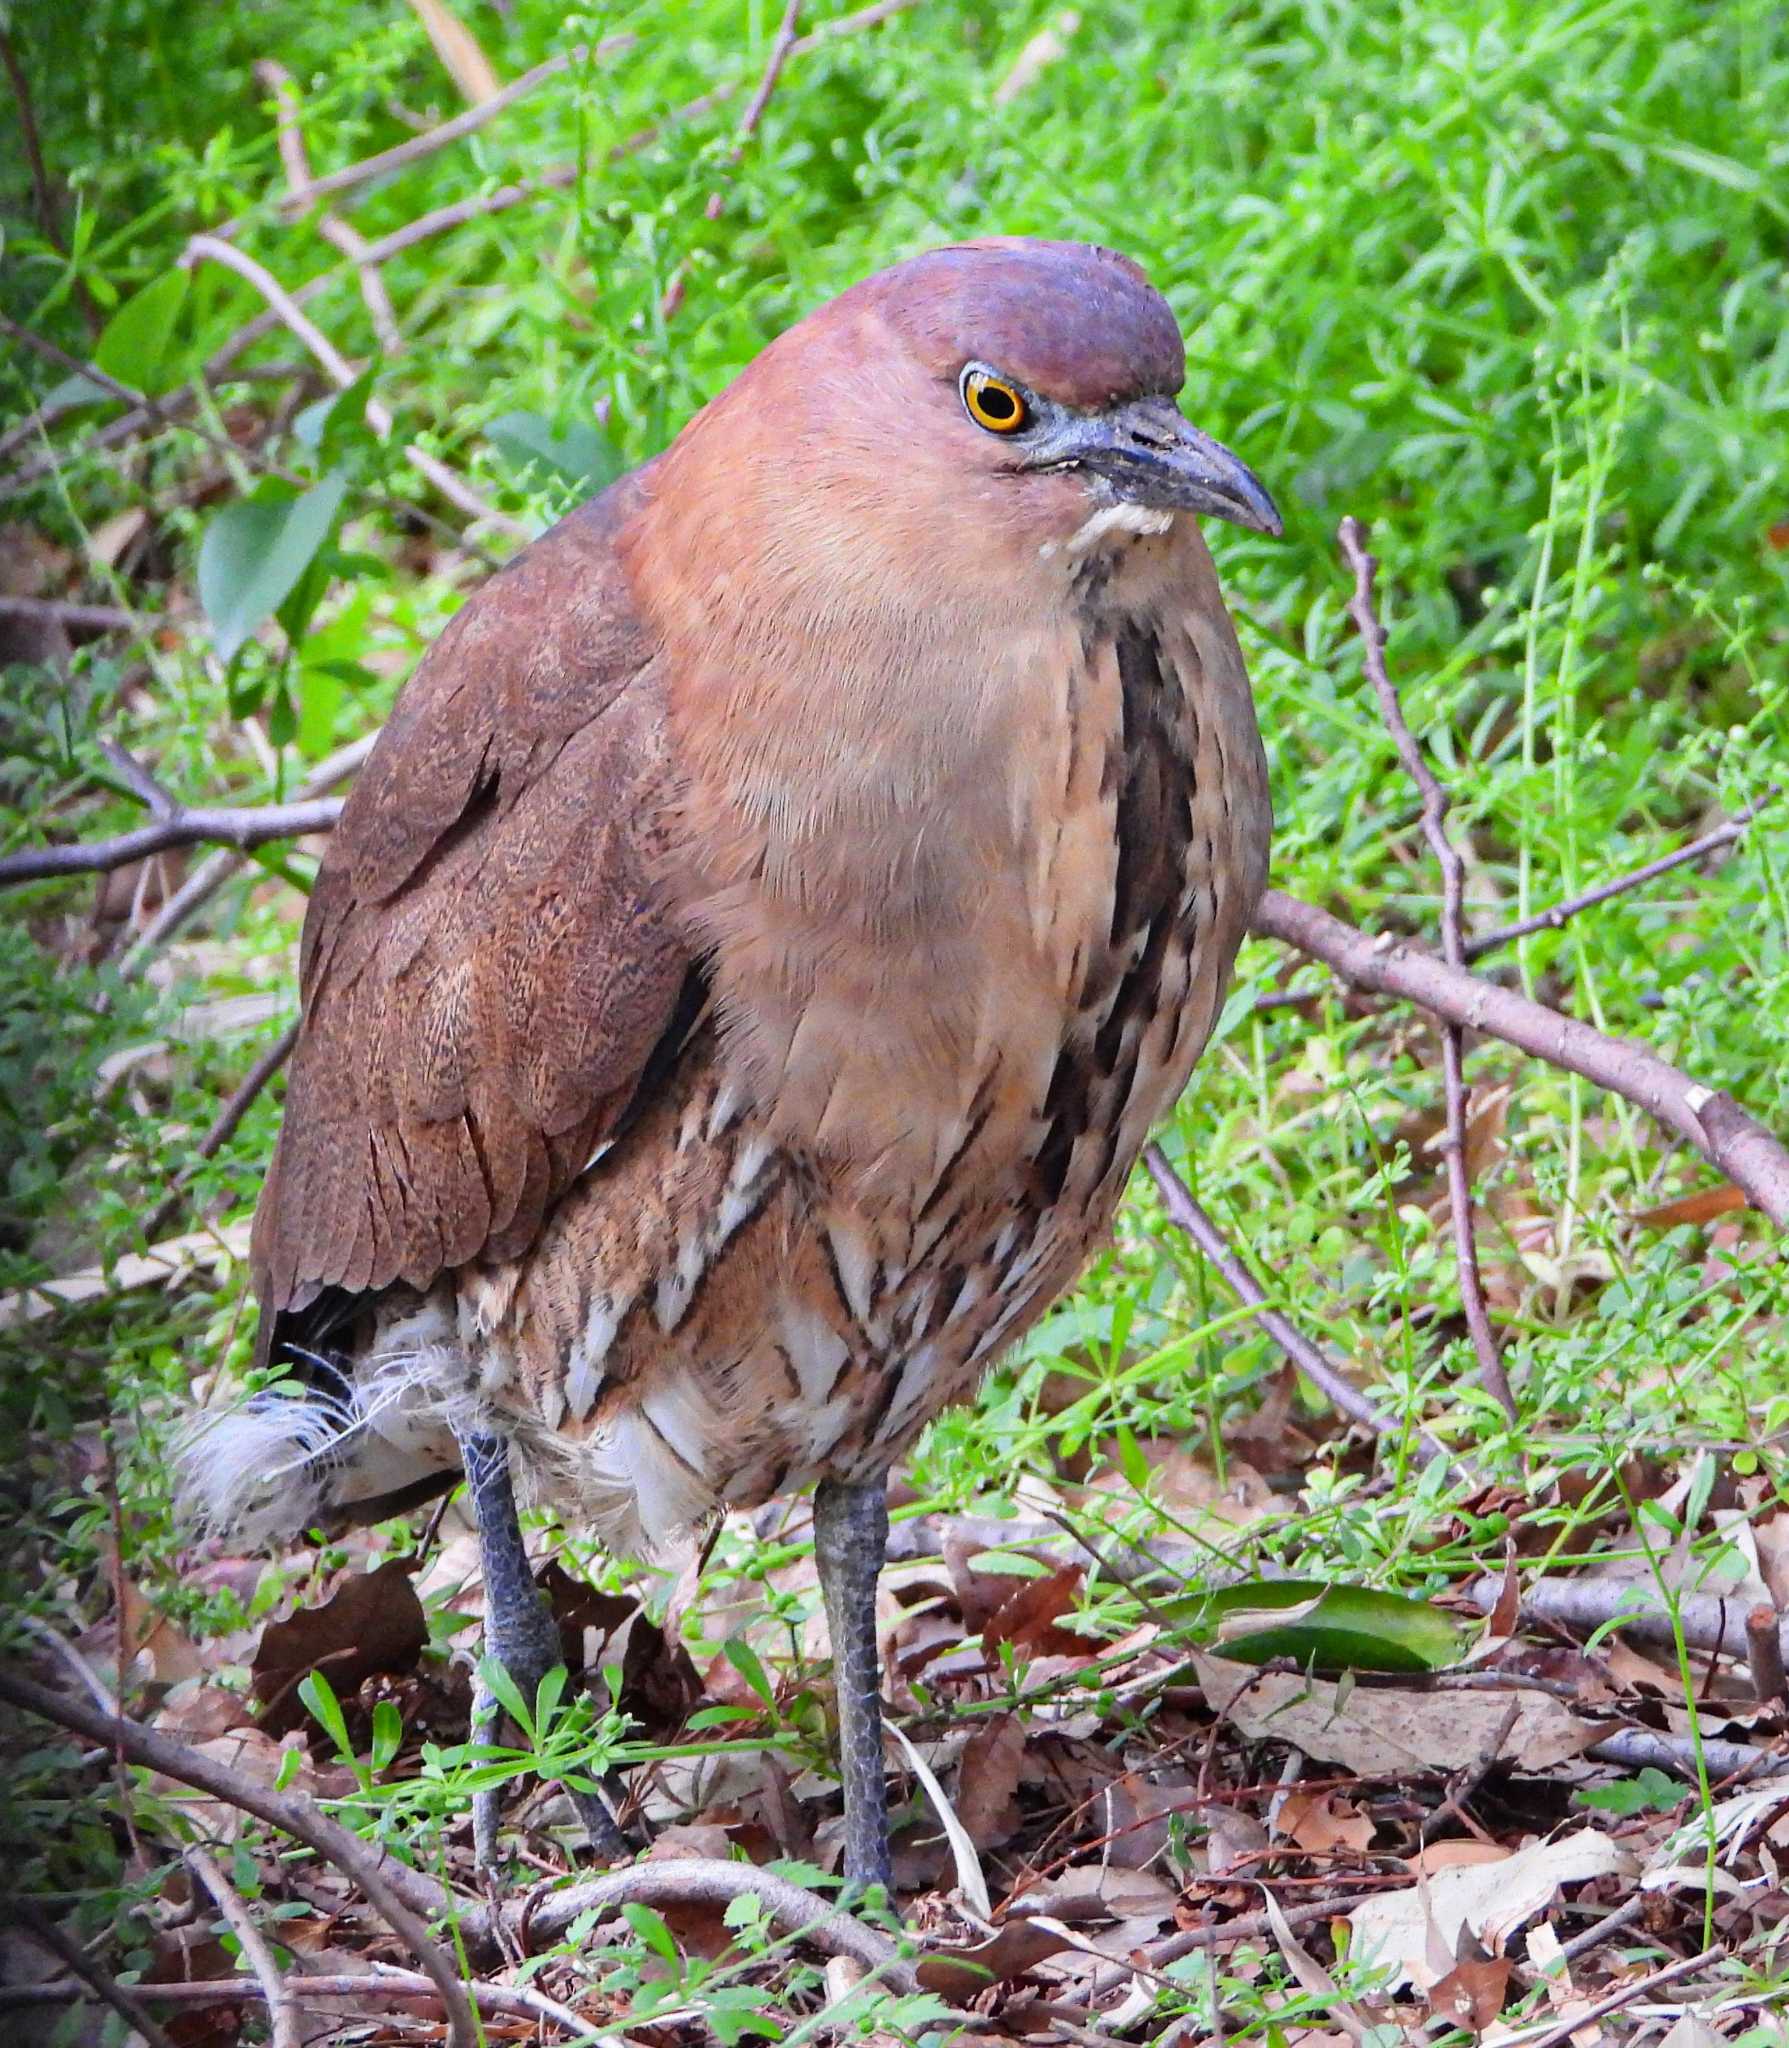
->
[[962, 370, 1030, 434]]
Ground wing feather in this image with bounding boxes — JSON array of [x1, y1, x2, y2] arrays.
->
[[252, 472, 692, 1343]]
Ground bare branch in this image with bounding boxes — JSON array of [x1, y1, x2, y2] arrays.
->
[[97, 738, 177, 819], [281, 36, 636, 209], [0, 796, 343, 887], [185, 1845, 299, 2048], [182, 234, 524, 536], [0, 1669, 478, 2048], [257, 61, 400, 351], [1252, 888, 1789, 1226], [9, 1902, 178, 2048], [1339, 516, 1514, 1423], [0, 594, 140, 631], [1516, 1946, 1724, 2048], [1464, 787, 1778, 961], [1144, 1144, 1455, 1470], [118, 730, 376, 973]]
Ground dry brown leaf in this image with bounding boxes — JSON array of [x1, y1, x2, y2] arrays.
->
[[1349, 1831, 1638, 1990], [984, 1564, 1086, 1661], [1406, 1841, 1512, 1875], [1426, 1954, 1512, 2034], [1277, 1789, 1375, 1855], [253, 1558, 426, 1736], [1194, 1653, 1609, 1774], [955, 1711, 1027, 1848], [915, 1919, 1076, 2002], [1633, 1183, 1748, 1228]]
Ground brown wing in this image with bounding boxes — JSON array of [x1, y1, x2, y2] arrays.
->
[[251, 469, 693, 1337]]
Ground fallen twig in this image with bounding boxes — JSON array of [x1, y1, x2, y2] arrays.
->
[[0, 1966, 651, 2040], [1587, 1726, 1789, 1784], [1251, 889, 1789, 1226], [1515, 1943, 1724, 2048], [1339, 517, 1515, 1422], [185, 1844, 299, 2048], [9, 1901, 177, 2048], [1144, 1145, 1455, 1470], [1748, 1603, 1788, 1710], [0, 1669, 478, 2048], [1463, 1572, 1789, 1667], [1464, 789, 1778, 962]]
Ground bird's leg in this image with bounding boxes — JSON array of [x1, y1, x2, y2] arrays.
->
[[813, 1475, 892, 1896], [456, 1428, 631, 1868]]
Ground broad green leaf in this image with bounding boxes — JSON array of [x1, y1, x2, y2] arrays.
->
[[93, 269, 188, 396], [484, 409, 619, 489], [198, 472, 349, 663], [621, 1901, 679, 1964], [1114, 1422, 1150, 1494], [1163, 1578, 1465, 1674]]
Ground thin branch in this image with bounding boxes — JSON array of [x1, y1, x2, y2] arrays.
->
[[257, 62, 400, 351], [1464, 788, 1778, 961], [714, 0, 804, 215], [1251, 889, 1789, 1226], [119, 729, 376, 973], [185, 1845, 299, 2048], [1587, 1726, 1789, 1784], [140, 1019, 299, 1241], [1, 1966, 656, 2040], [9, 1903, 179, 2048], [98, 739, 177, 819], [1339, 516, 1514, 1423], [0, 1669, 478, 2048], [1144, 1144, 1455, 1470], [0, 796, 343, 887], [1, 0, 920, 496], [280, 35, 637, 207], [14, 1615, 121, 1716], [0, 310, 483, 558], [1515, 1946, 1724, 2048], [0, 595, 141, 631], [181, 234, 524, 536]]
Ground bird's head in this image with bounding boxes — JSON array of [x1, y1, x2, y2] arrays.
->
[[648, 238, 1279, 627]]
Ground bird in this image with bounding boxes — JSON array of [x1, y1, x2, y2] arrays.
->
[[182, 237, 1279, 1893]]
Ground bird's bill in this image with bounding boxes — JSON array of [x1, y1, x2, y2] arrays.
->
[[1044, 397, 1283, 537]]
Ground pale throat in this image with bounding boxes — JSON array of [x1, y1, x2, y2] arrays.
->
[[1041, 501, 1177, 562]]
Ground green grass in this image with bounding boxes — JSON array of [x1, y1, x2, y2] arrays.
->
[[4, 0, 1789, 2037]]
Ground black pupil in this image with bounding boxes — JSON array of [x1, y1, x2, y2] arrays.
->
[[978, 382, 1018, 423]]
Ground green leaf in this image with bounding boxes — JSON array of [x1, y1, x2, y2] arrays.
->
[[484, 409, 619, 489], [92, 269, 188, 396], [1162, 1578, 1466, 1674], [477, 1654, 534, 1739], [1575, 1767, 1682, 1816], [1114, 1422, 1150, 1494], [621, 1901, 679, 1964], [721, 1636, 777, 1711], [370, 1698, 402, 1773], [297, 1670, 352, 1759], [198, 472, 349, 663], [293, 368, 378, 461]]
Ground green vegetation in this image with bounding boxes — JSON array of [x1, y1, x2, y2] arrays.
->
[[3, 0, 1786, 2039]]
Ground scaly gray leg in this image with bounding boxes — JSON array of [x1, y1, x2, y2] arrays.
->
[[457, 1428, 631, 1869], [813, 1475, 892, 1894]]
